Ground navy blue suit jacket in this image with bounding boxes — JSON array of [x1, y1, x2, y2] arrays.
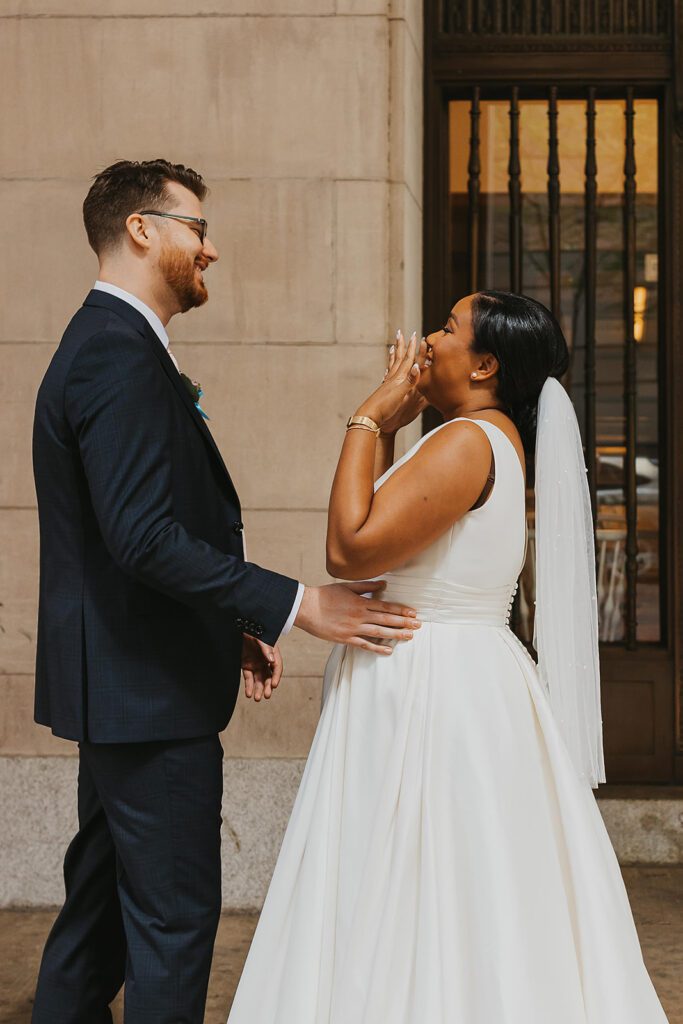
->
[[32, 290, 299, 743]]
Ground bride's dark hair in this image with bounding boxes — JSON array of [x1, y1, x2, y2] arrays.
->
[[470, 290, 570, 453]]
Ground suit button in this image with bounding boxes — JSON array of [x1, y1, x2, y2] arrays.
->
[[233, 520, 244, 534]]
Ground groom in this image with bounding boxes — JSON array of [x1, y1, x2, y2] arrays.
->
[[31, 158, 419, 1023]]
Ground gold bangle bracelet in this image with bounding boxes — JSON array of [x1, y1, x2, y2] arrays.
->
[[346, 422, 378, 435], [346, 414, 381, 436]]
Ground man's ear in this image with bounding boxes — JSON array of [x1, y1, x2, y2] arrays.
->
[[124, 213, 152, 252], [475, 352, 499, 382]]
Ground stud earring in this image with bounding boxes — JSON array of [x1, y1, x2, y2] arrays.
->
[[471, 372, 478, 379]]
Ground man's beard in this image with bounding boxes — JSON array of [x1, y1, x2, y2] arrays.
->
[[159, 245, 208, 313]]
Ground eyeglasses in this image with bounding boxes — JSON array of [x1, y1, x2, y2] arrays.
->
[[138, 210, 208, 245]]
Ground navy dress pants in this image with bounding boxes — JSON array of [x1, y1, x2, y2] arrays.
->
[[31, 735, 224, 1024]]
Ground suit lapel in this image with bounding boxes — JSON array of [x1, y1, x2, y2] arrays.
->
[[83, 291, 240, 506], [146, 326, 240, 503]]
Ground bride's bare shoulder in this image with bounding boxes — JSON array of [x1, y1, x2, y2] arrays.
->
[[387, 418, 492, 494], [415, 418, 493, 464]]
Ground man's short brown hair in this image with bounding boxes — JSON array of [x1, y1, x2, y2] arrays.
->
[[83, 159, 208, 256]]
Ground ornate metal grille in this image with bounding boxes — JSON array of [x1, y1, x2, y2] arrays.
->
[[450, 87, 661, 649], [442, 0, 670, 43]]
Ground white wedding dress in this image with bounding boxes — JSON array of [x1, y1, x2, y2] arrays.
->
[[228, 419, 668, 1023]]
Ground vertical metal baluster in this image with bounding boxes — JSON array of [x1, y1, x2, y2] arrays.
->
[[467, 87, 481, 293], [548, 86, 561, 319], [509, 87, 522, 292], [520, 0, 527, 33], [584, 88, 598, 526], [508, 85, 522, 635], [623, 88, 638, 648]]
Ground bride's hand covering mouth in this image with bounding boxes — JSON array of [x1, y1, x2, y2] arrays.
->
[[354, 330, 426, 431], [375, 331, 430, 436]]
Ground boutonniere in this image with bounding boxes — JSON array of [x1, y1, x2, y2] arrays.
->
[[180, 371, 209, 420]]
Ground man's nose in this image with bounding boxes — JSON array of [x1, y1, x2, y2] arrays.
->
[[203, 237, 219, 263]]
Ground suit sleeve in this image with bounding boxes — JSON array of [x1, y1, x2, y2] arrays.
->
[[64, 329, 300, 646]]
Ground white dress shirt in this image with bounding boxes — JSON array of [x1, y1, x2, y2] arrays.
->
[[92, 281, 304, 639]]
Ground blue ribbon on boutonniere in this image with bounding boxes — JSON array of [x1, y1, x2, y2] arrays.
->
[[179, 371, 210, 420]]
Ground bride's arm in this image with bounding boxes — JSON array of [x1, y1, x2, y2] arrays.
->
[[326, 344, 491, 580], [374, 432, 395, 481], [327, 418, 490, 580]]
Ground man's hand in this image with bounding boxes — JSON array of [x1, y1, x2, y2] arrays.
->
[[294, 581, 421, 655], [242, 635, 283, 702]]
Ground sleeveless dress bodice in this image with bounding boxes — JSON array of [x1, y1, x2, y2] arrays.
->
[[375, 418, 527, 628]]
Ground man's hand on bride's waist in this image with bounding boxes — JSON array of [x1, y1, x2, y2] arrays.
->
[[293, 581, 421, 656]]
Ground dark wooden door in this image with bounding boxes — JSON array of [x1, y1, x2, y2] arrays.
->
[[424, 0, 683, 783]]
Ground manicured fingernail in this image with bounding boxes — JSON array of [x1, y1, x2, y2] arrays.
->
[[396, 329, 401, 340], [411, 331, 417, 341], [412, 363, 419, 373], [390, 345, 395, 354]]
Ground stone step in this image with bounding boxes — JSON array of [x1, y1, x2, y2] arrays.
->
[[597, 787, 683, 864]]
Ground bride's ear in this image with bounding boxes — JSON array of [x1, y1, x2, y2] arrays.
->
[[472, 353, 499, 382]]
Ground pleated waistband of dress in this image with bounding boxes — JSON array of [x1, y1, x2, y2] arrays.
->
[[379, 575, 518, 627]]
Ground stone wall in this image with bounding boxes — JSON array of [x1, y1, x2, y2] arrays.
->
[[0, 0, 424, 905]]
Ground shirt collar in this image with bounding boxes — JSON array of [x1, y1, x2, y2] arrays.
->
[[93, 281, 170, 350]]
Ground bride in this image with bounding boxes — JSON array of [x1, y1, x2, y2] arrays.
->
[[228, 290, 668, 1022]]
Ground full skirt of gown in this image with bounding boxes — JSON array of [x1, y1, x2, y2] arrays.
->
[[227, 418, 669, 1023]]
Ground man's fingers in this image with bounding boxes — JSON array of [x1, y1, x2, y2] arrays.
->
[[364, 600, 418, 618], [244, 669, 254, 699], [359, 624, 416, 641], [271, 649, 283, 689], [347, 636, 393, 656], [362, 611, 421, 629]]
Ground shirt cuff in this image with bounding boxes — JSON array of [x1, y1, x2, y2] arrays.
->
[[278, 583, 305, 640]]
